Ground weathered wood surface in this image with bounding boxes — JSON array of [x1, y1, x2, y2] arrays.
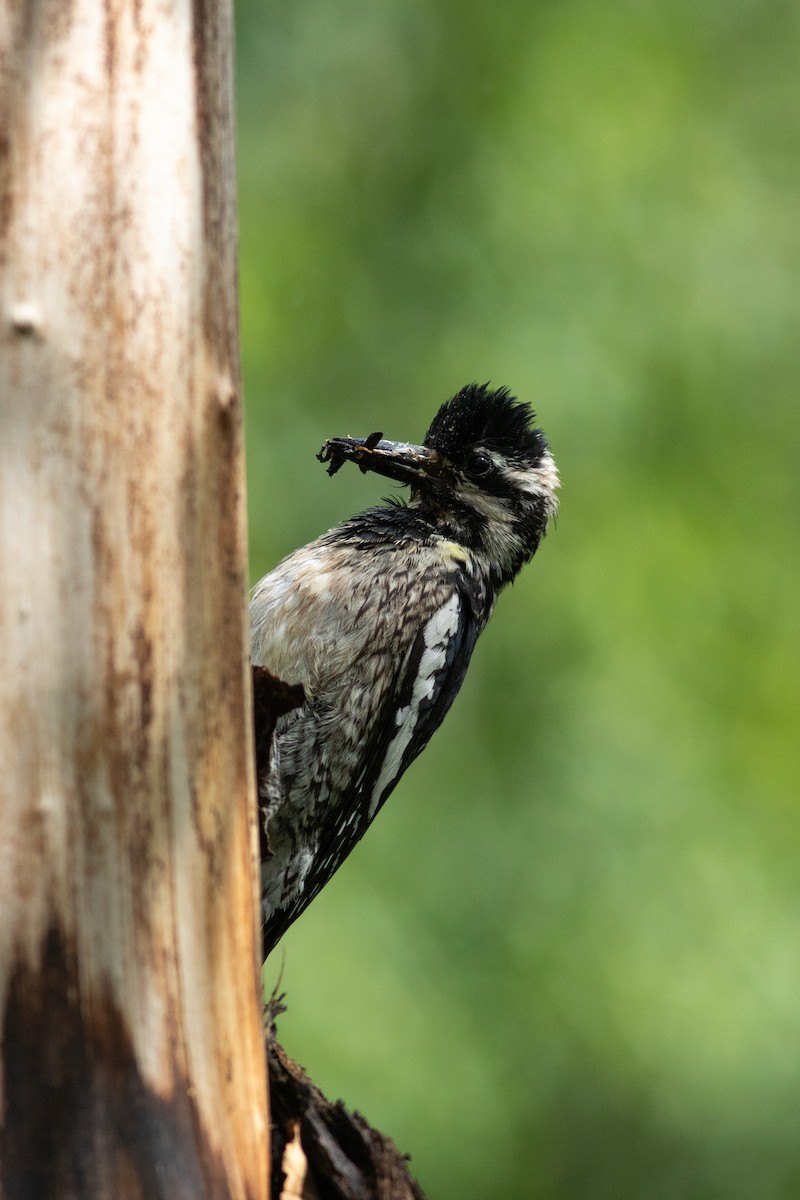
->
[[0, 3, 268, 1196]]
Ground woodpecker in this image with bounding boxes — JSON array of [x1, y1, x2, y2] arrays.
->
[[251, 383, 559, 955]]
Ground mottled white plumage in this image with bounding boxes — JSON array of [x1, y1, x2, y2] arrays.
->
[[252, 384, 559, 954]]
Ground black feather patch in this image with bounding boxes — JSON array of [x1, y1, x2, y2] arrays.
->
[[424, 382, 548, 467]]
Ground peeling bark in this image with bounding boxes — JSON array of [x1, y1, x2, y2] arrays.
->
[[268, 1032, 427, 1200]]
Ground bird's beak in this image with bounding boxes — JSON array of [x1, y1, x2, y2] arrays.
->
[[318, 433, 443, 486]]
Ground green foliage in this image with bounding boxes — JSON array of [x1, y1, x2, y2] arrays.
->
[[237, 1, 800, 1195]]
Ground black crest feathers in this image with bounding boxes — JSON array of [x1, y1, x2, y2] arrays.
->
[[424, 383, 548, 467]]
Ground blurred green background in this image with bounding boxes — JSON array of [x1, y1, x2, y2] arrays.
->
[[236, 1, 800, 1196]]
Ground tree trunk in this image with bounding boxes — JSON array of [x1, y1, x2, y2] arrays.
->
[[0, 3, 268, 1197]]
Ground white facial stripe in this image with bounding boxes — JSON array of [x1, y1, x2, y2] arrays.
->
[[465, 447, 560, 505], [504, 450, 560, 505], [368, 593, 460, 816], [457, 481, 515, 523]]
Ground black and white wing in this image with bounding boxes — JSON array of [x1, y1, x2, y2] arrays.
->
[[261, 583, 482, 953], [354, 581, 482, 825]]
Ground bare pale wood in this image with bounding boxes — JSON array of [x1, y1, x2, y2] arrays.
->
[[0, 3, 268, 1196]]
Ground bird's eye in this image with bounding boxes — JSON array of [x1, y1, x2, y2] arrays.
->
[[466, 450, 493, 477]]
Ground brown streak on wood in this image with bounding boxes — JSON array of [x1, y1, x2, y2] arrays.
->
[[0, 1, 267, 1195]]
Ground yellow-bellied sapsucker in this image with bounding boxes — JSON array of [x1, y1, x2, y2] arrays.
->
[[251, 383, 559, 955]]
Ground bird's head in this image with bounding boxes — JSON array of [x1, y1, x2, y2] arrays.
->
[[318, 383, 559, 585]]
